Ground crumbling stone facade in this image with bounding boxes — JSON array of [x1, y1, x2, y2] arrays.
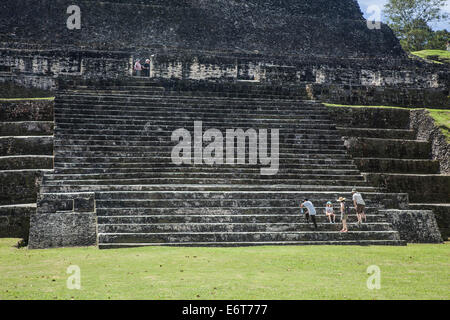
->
[[0, 0, 448, 107]]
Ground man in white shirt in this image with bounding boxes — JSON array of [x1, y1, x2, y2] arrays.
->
[[300, 199, 317, 230], [352, 188, 366, 225]]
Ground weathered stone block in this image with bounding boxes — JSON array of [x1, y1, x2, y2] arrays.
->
[[344, 137, 431, 159], [353, 158, 440, 174], [28, 211, 97, 249], [74, 197, 95, 212], [409, 204, 450, 241], [364, 173, 450, 203], [327, 106, 411, 129], [382, 210, 443, 243], [0, 101, 54, 121], [0, 170, 47, 205], [0, 204, 33, 240], [29, 192, 97, 248]]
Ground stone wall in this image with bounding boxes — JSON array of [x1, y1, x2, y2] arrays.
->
[[0, 205, 32, 241], [381, 210, 443, 243], [28, 193, 97, 249], [410, 109, 450, 174], [326, 106, 411, 129], [308, 84, 450, 108], [0, 100, 54, 121], [363, 173, 449, 203]]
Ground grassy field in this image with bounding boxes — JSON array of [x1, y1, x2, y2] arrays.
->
[[0, 238, 448, 300], [325, 104, 450, 142], [411, 50, 450, 64]]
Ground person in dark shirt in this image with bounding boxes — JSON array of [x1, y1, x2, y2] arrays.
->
[[143, 59, 150, 77]]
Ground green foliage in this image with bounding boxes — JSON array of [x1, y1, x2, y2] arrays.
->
[[425, 30, 450, 50], [0, 238, 448, 300], [384, 0, 448, 51]]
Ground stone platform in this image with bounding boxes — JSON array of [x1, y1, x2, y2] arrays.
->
[[27, 79, 440, 248]]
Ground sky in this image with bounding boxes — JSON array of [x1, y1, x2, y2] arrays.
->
[[357, 0, 450, 30]]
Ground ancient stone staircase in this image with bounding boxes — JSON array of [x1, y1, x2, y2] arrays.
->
[[327, 105, 447, 242], [36, 79, 408, 248]]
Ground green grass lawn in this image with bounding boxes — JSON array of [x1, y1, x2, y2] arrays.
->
[[324, 104, 450, 142], [0, 238, 448, 300], [411, 50, 450, 64]]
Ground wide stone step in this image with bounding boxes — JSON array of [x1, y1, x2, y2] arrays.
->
[[53, 131, 342, 140], [53, 148, 348, 157], [336, 127, 416, 140], [40, 183, 375, 193], [97, 230, 401, 244], [98, 239, 406, 248], [67, 86, 302, 96], [67, 87, 165, 93], [354, 158, 440, 174], [96, 206, 385, 216], [53, 139, 345, 148], [345, 137, 431, 159], [91, 191, 396, 201], [55, 107, 331, 118], [54, 132, 343, 143], [0, 155, 53, 170], [363, 173, 450, 203], [0, 136, 53, 156], [56, 94, 313, 105], [51, 167, 359, 175], [59, 91, 307, 101], [53, 145, 347, 154], [54, 127, 340, 137], [97, 222, 393, 233], [42, 177, 366, 187], [56, 117, 334, 126], [55, 123, 338, 132], [53, 157, 355, 166], [89, 193, 405, 209], [55, 102, 325, 115], [62, 91, 305, 100], [44, 170, 362, 180], [96, 212, 384, 223], [53, 163, 358, 172], [0, 121, 54, 136]]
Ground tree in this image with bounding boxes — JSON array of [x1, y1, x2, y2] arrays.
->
[[425, 29, 449, 50], [383, 0, 448, 51]]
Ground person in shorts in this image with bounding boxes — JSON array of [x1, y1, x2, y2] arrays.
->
[[337, 197, 349, 233], [352, 188, 366, 225], [325, 201, 335, 223]]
